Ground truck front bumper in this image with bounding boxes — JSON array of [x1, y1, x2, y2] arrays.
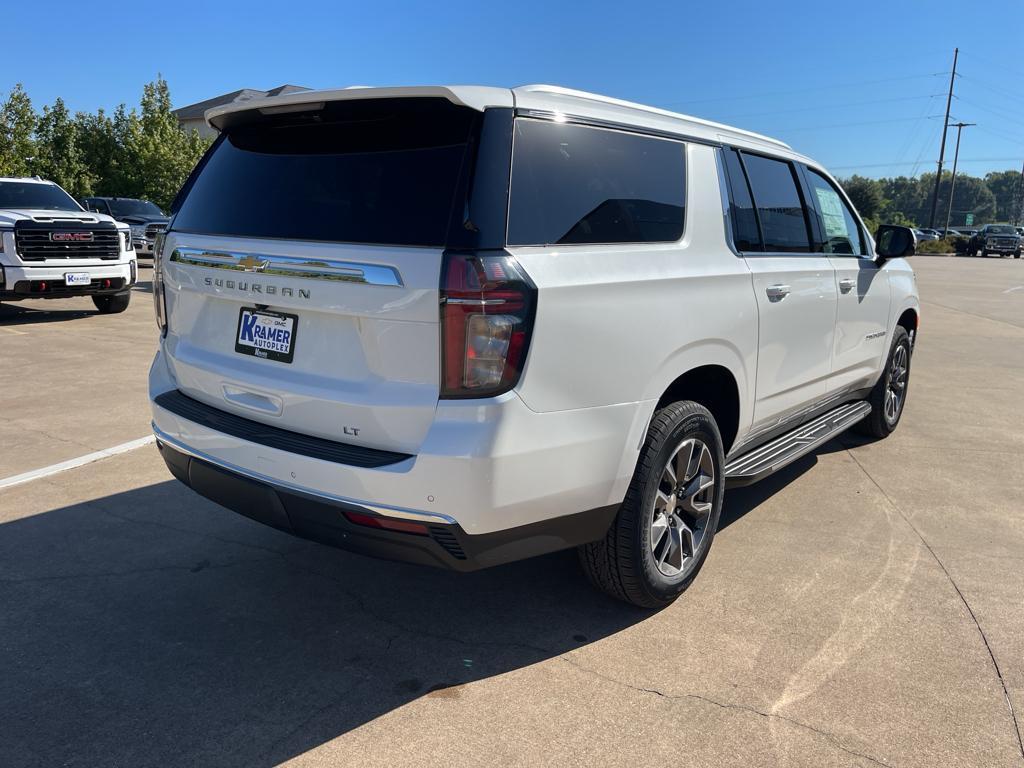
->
[[0, 259, 136, 300]]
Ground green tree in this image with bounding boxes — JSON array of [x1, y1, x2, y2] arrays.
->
[[33, 97, 93, 197], [928, 172, 996, 228], [125, 76, 208, 209], [880, 176, 929, 226], [75, 108, 118, 194], [0, 83, 37, 177], [984, 170, 1023, 223], [842, 175, 884, 221]]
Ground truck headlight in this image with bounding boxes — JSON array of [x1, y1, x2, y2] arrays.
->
[[121, 231, 134, 251], [130, 224, 147, 238]]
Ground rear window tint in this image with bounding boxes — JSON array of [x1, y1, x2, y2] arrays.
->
[[172, 98, 478, 246], [721, 148, 762, 251], [507, 120, 685, 246], [741, 153, 812, 253]]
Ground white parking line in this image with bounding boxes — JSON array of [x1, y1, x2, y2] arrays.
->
[[0, 435, 156, 491], [1003, 285, 1024, 294]]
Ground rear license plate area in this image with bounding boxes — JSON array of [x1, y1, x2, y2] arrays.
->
[[235, 307, 298, 364]]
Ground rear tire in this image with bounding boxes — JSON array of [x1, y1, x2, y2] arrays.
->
[[579, 401, 725, 608], [92, 291, 131, 314], [857, 326, 912, 439]]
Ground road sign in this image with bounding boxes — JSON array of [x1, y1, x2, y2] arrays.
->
[[965, 213, 974, 226]]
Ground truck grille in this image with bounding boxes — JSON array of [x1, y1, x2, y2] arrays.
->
[[15, 222, 120, 262], [144, 223, 166, 239]]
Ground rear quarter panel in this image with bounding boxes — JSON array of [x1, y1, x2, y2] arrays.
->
[[510, 143, 757, 435]]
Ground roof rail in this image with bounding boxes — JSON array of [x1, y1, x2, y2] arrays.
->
[[515, 84, 791, 150]]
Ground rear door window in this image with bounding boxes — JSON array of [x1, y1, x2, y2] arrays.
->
[[741, 153, 812, 253], [721, 148, 762, 251], [804, 168, 865, 256], [507, 119, 685, 246], [172, 98, 480, 247]]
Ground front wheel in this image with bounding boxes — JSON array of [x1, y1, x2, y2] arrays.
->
[[92, 291, 131, 314], [857, 326, 912, 439], [579, 401, 725, 608]]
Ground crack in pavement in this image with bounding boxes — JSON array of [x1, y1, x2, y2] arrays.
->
[[920, 299, 1024, 332], [844, 446, 1024, 762], [561, 657, 895, 768]]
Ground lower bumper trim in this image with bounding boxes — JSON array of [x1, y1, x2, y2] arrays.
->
[[157, 441, 619, 572]]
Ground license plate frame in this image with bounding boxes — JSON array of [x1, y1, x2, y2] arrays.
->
[[235, 307, 299, 364]]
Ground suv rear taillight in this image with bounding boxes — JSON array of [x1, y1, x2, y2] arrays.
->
[[153, 231, 168, 336], [440, 252, 536, 399]]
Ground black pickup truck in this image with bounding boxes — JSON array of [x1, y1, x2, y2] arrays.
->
[[968, 224, 1022, 258], [80, 197, 168, 256]]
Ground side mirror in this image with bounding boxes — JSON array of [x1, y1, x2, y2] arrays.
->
[[875, 225, 916, 262]]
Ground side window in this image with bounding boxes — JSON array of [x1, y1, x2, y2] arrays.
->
[[741, 153, 812, 253], [721, 148, 761, 251], [507, 119, 685, 246], [805, 169, 866, 256]]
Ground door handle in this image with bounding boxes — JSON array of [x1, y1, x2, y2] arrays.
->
[[765, 284, 790, 301], [839, 278, 856, 294]]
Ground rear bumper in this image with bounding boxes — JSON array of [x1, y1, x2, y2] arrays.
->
[[156, 437, 617, 571], [150, 347, 647, 540]]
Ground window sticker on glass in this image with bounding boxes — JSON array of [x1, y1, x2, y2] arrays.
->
[[815, 187, 849, 239]]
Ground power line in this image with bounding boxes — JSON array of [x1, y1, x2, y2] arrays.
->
[[829, 157, 1023, 171], [928, 48, 958, 228], [710, 93, 938, 121], [761, 115, 944, 135], [658, 72, 948, 108]]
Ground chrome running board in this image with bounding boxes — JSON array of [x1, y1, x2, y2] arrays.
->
[[724, 401, 871, 487]]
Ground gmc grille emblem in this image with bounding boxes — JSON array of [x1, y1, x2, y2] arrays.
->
[[50, 232, 93, 242]]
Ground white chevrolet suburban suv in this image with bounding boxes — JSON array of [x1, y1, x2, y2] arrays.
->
[[149, 85, 919, 608], [0, 177, 137, 312]]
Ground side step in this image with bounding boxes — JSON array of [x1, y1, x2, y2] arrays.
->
[[724, 401, 872, 488]]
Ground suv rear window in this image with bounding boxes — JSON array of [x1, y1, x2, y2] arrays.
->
[[172, 98, 479, 247], [507, 119, 685, 246]]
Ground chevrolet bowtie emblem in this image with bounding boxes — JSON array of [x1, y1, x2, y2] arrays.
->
[[237, 255, 271, 272]]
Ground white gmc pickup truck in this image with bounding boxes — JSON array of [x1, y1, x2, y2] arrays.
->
[[149, 85, 920, 607], [0, 177, 137, 313]]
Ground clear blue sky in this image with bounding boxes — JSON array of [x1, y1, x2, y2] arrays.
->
[[5, 0, 1024, 179]]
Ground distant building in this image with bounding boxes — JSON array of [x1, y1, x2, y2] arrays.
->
[[173, 85, 310, 137]]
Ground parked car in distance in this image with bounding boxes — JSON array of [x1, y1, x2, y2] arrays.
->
[[0, 178, 137, 312], [914, 228, 938, 241], [149, 84, 920, 608], [81, 197, 168, 257], [968, 224, 1022, 258]]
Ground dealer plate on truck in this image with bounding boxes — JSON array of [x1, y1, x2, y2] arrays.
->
[[64, 272, 91, 286], [235, 308, 298, 364]]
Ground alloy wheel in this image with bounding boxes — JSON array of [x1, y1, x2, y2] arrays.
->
[[650, 438, 715, 577], [884, 343, 909, 424]]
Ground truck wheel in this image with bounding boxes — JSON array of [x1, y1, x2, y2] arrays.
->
[[92, 291, 131, 314], [579, 401, 724, 608], [857, 326, 912, 439]]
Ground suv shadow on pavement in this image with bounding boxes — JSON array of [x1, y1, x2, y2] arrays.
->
[[0, 469, 800, 766]]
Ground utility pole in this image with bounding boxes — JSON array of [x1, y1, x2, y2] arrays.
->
[[943, 122, 974, 234], [928, 47, 959, 229]]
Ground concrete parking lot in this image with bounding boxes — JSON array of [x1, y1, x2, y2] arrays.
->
[[1, 256, 1022, 767]]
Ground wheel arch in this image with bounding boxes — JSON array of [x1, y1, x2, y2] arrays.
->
[[654, 364, 742, 456]]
